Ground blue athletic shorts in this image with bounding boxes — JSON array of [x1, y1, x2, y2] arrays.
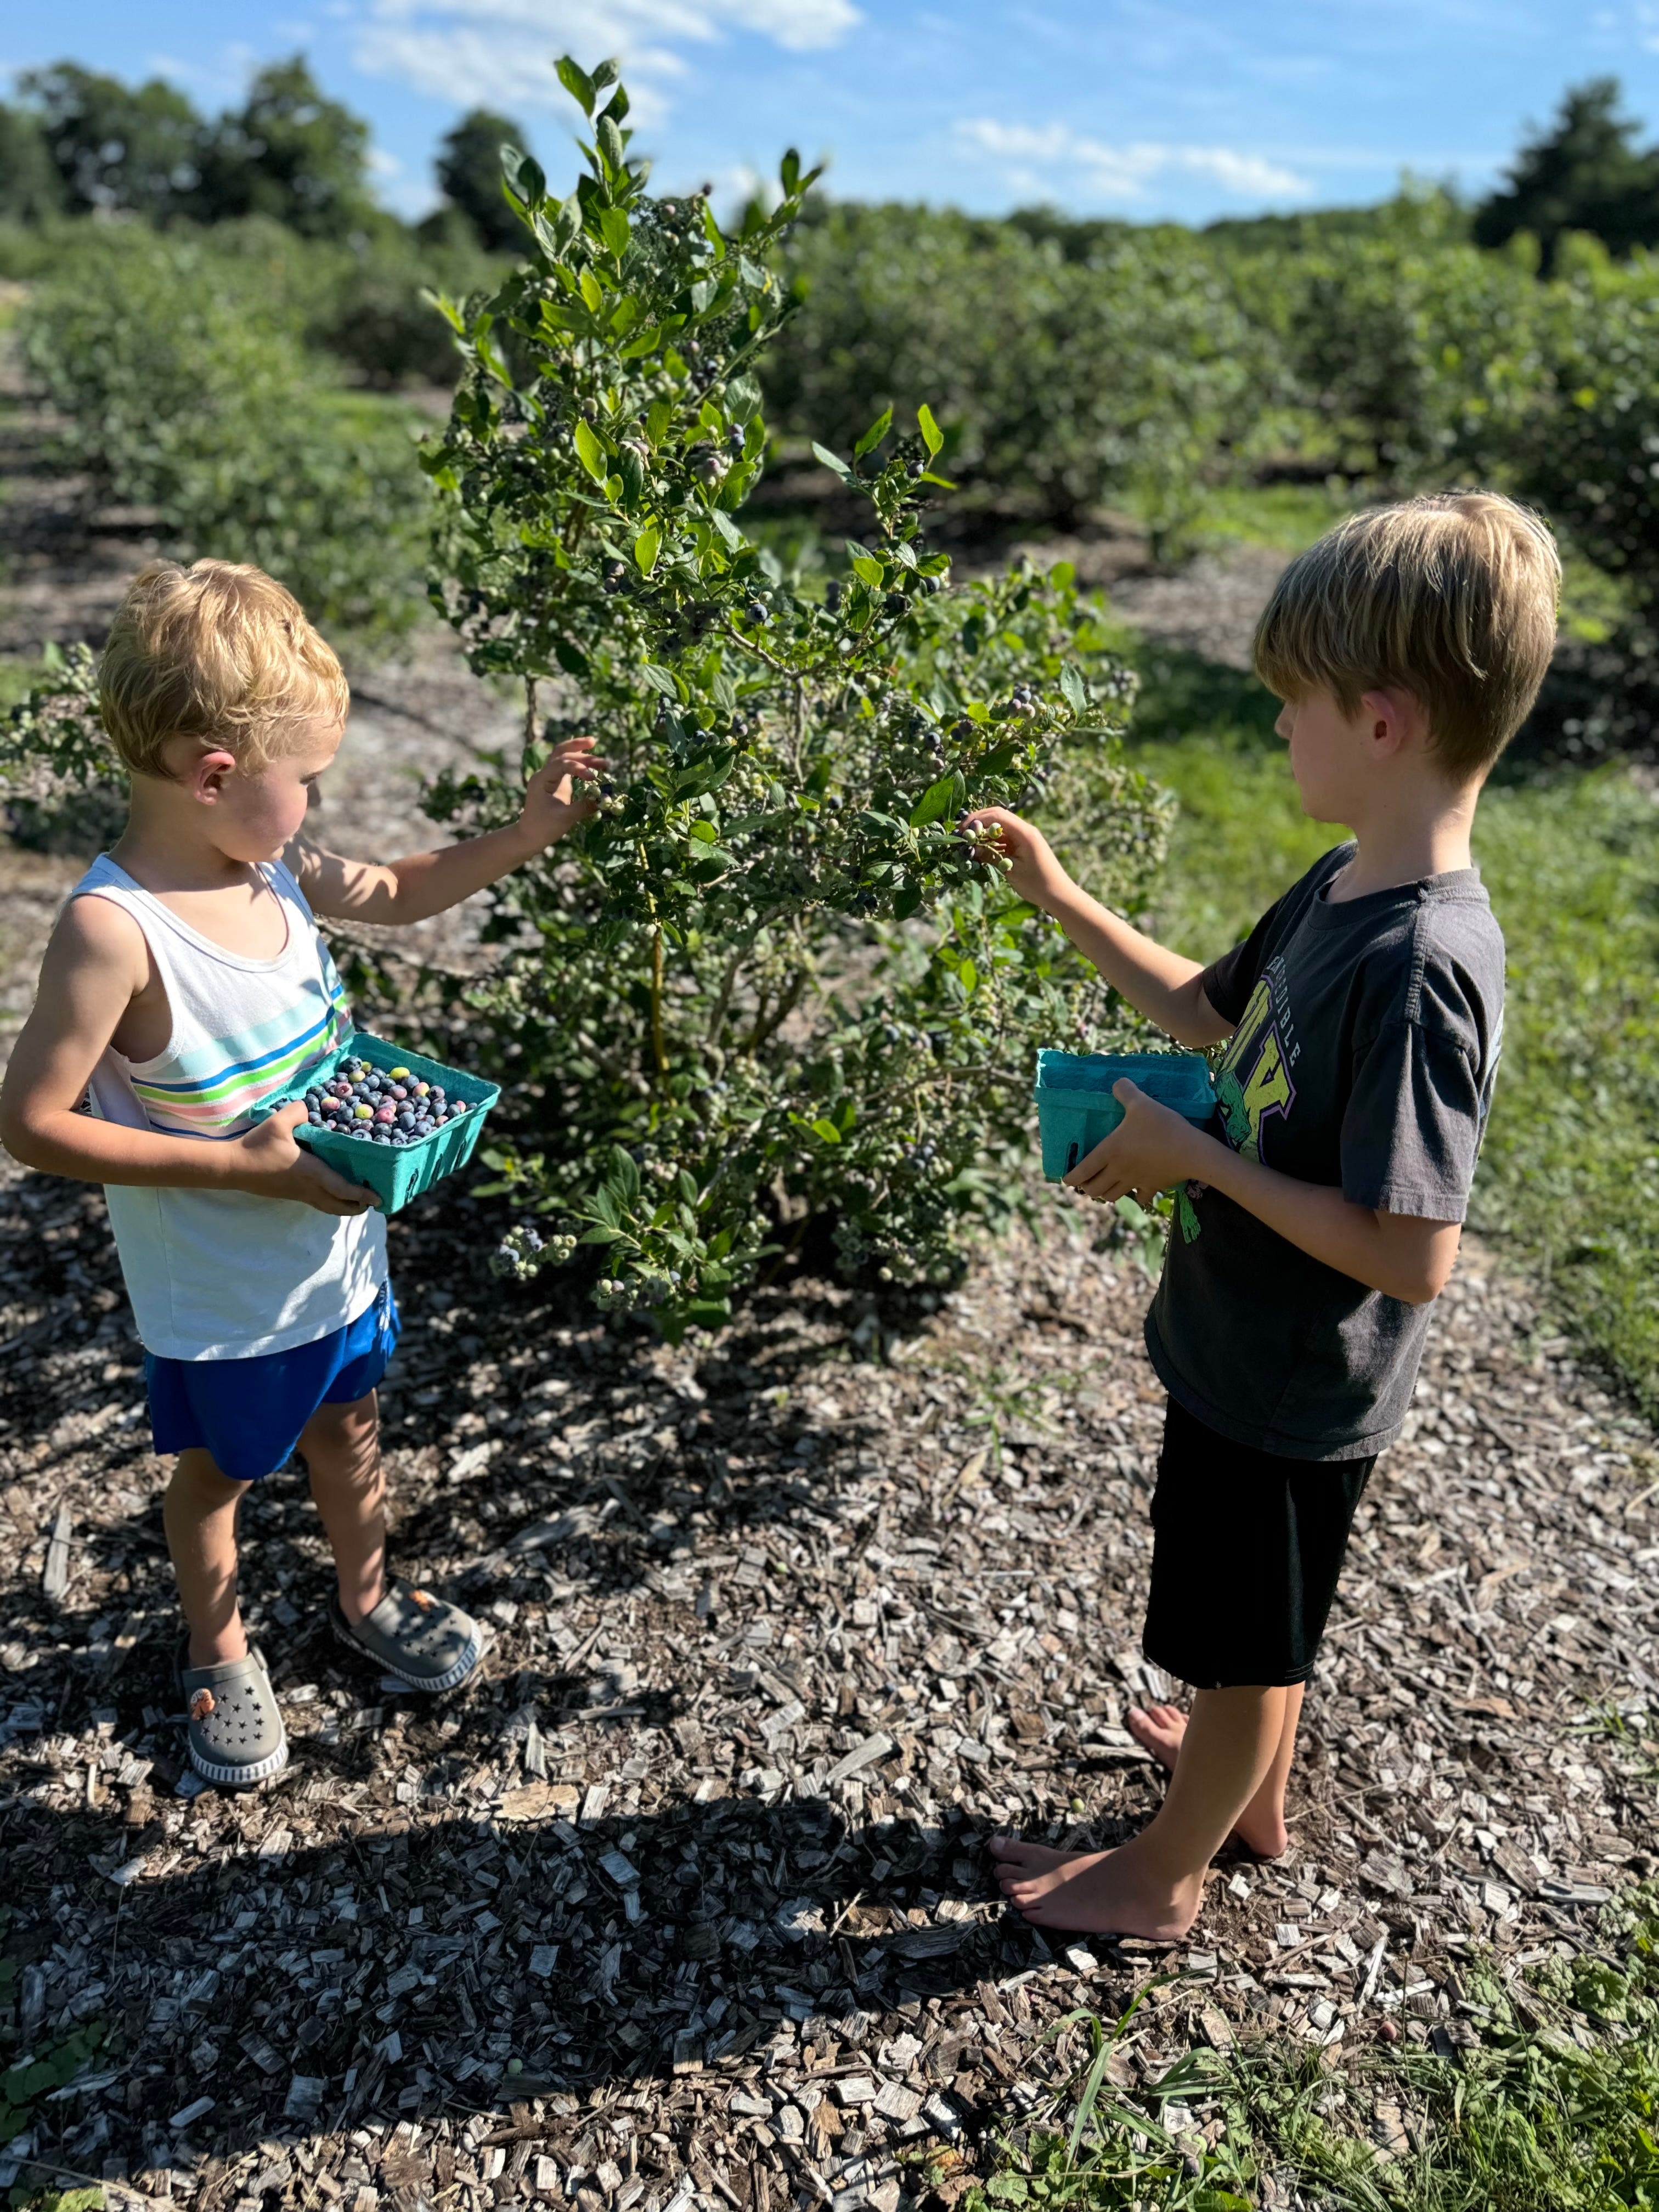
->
[[145, 1278, 400, 1483]]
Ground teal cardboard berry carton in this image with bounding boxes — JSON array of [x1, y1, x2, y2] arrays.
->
[[252, 1029, 500, 1215], [1034, 1049, 1216, 1181]]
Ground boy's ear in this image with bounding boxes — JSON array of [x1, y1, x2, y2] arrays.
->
[[186, 748, 240, 804], [1358, 687, 1429, 759]]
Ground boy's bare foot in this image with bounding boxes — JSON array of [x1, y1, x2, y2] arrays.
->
[[1126, 1702, 1288, 1860], [989, 1832, 1202, 1939]]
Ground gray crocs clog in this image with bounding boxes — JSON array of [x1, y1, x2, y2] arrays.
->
[[177, 1640, 289, 1787], [330, 1581, 482, 1692]]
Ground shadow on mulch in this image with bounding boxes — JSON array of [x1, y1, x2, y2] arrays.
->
[[9, 1784, 1077, 2164]]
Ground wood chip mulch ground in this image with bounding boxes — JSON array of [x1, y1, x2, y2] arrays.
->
[[3, 1155, 1657, 2212]]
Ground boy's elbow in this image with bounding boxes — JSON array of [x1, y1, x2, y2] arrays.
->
[[1387, 1242, 1460, 1306], [0, 1111, 47, 1172]]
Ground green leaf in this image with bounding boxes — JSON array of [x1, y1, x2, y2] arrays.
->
[[556, 55, 597, 115], [809, 1118, 842, 1143], [917, 402, 944, 457], [608, 1145, 641, 1203], [910, 773, 958, 828], [780, 148, 802, 196], [574, 421, 609, 485], [637, 662, 679, 696], [598, 206, 631, 258], [591, 57, 620, 92], [578, 1224, 622, 1245], [578, 266, 604, 314], [689, 819, 718, 843], [1068, 2028, 1114, 2163], [596, 114, 627, 177], [811, 441, 853, 483], [853, 405, 893, 460], [893, 882, 922, 920], [1060, 661, 1087, 712], [633, 521, 662, 574]]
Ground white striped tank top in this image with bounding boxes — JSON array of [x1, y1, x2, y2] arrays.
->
[[72, 853, 386, 1361]]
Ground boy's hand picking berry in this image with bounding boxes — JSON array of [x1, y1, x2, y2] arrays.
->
[[518, 735, 608, 850], [957, 808, 1065, 904]]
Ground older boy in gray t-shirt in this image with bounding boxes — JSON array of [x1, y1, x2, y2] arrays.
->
[[963, 490, 1559, 1940]]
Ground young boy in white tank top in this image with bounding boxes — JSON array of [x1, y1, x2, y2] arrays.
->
[[0, 560, 604, 1787]]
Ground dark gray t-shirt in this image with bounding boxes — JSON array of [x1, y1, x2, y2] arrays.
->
[[1144, 844, 1505, 1460]]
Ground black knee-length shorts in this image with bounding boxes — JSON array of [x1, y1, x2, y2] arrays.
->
[[1141, 1397, 1375, 1690]]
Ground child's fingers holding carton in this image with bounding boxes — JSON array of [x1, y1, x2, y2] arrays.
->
[[1063, 1079, 1208, 1207], [233, 1103, 377, 1216]]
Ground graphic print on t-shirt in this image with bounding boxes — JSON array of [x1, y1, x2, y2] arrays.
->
[[1177, 958, 1301, 1246], [1214, 961, 1299, 1161]]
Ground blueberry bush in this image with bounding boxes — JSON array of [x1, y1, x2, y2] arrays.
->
[[418, 57, 1171, 1338], [0, 641, 125, 852], [1223, 191, 1545, 484], [18, 223, 428, 641], [763, 201, 1269, 548]]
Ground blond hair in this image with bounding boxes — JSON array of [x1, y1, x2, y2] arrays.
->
[[99, 560, 349, 779], [1253, 491, 1561, 781]]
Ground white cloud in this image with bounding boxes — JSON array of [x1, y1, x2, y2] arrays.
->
[[955, 117, 1308, 205], [352, 0, 859, 123]]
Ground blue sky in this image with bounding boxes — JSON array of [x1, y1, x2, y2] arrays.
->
[[10, 2, 1659, 225]]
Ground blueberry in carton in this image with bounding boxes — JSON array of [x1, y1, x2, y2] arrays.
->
[[1034, 1049, 1216, 1182], [251, 1028, 501, 1215]]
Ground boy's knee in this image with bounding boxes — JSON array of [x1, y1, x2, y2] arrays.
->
[[168, 1449, 255, 1506], [301, 1391, 381, 1480]]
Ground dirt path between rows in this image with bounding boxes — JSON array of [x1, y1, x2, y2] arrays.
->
[[3, 377, 1657, 2212]]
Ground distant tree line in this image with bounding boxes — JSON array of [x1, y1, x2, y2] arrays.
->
[[0, 55, 530, 252]]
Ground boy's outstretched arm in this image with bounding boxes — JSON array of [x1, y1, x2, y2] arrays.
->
[[0, 898, 373, 1216], [1070, 1080, 1460, 1306], [960, 808, 1234, 1049], [292, 735, 606, 927]]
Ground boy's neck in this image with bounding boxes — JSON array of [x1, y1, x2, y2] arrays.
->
[[1331, 775, 1480, 902], [112, 781, 259, 894]]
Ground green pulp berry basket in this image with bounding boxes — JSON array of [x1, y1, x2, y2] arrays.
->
[[1034, 1049, 1216, 1182], [253, 1028, 501, 1215]]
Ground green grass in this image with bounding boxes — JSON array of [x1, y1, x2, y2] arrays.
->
[[1181, 479, 1358, 555], [956, 1887, 1659, 2212], [1125, 643, 1659, 1421]]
